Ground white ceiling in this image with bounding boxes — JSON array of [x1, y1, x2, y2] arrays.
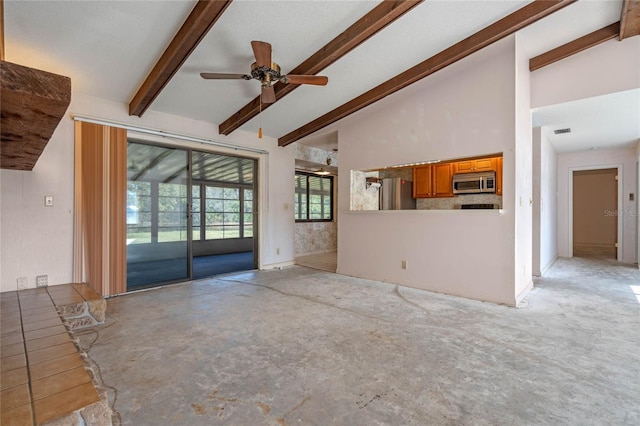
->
[[533, 89, 640, 153], [5, 0, 634, 153]]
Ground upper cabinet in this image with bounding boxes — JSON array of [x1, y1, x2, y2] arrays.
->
[[433, 163, 454, 197], [452, 157, 496, 174], [413, 163, 453, 198], [413, 166, 433, 198], [413, 155, 502, 199], [496, 157, 503, 195]]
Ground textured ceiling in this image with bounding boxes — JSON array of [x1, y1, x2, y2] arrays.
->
[[5, 0, 195, 102], [532, 89, 640, 153], [4, 0, 632, 153]]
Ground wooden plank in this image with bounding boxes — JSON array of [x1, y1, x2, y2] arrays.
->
[[620, 0, 640, 40], [219, 0, 423, 136], [1, 61, 71, 170], [129, 0, 232, 117], [529, 22, 620, 71], [278, 0, 576, 147]]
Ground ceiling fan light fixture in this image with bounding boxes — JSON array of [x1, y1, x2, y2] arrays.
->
[[200, 41, 328, 105]]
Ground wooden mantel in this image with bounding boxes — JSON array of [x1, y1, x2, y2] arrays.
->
[[1, 60, 71, 170]]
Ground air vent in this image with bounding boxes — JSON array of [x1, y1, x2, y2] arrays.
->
[[554, 128, 571, 135]]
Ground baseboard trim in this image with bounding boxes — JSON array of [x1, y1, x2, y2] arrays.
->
[[515, 280, 534, 307], [261, 261, 296, 270], [540, 255, 558, 276], [295, 249, 337, 257]]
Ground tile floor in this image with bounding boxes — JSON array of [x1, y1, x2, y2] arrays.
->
[[1, 285, 101, 426], [295, 251, 338, 272]]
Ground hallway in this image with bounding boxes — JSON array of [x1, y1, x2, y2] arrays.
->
[[78, 257, 639, 425]]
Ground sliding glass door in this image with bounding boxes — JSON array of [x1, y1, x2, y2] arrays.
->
[[191, 151, 257, 279], [126, 142, 189, 289], [125, 142, 258, 290]]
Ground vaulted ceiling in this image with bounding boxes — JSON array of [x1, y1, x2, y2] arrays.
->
[[4, 0, 639, 153]]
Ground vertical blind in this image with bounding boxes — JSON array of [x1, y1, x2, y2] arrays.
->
[[73, 121, 127, 296]]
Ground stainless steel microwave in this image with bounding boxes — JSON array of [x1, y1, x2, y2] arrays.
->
[[452, 171, 496, 194]]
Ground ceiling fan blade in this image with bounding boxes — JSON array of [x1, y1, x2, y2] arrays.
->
[[200, 73, 250, 80], [251, 41, 272, 68], [281, 75, 328, 86], [261, 86, 276, 104]]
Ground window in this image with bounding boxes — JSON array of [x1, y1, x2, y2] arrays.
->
[[191, 183, 253, 240], [295, 172, 333, 222], [126, 181, 151, 244], [206, 186, 239, 239], [157, 183, 188, 242]]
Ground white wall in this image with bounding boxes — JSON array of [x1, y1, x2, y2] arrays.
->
[[0, 92, 295, 292], [532, 127, 559, 276], [557, 147, 637, 264], [514, 34, 533, 301], [532, 37, 640, 109], [540, 131, 558, 273], [335, 36, 520, 305], [532, 128, 542, 276]]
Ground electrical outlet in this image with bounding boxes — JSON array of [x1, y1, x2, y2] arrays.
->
[[17, 277, 27, 290], [276, 248, 280, 255], [36, 275, 48, 287], [401, 260, 408, 269]]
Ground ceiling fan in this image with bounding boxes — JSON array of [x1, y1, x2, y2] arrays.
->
[[200, 41, 328, 104]]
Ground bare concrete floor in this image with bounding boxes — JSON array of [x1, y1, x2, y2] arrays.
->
[[79, 256, 640, 425]]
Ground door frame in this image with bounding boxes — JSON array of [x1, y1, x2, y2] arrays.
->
[[126, 137, 260, 290], [568, 164, 622, 261]]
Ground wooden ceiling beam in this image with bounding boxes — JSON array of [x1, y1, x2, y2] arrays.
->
[[129, 0, 232, 117], [1, 61, 71, 170], [619, 0, 640, 40], [529, 22, 620, 71], [218, 0, 423, 136], [278, 0, 576, 147]]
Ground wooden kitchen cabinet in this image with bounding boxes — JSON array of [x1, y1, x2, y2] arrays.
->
[[413, 166, 433, 198], [413, 163, 453, 198], [432, 163, 454, 197], [452, 157, 496, 174], [496, 156, 503, 195]]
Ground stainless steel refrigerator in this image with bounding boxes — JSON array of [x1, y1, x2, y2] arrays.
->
[[379, 178, 416, 210]]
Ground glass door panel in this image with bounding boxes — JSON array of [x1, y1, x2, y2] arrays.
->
[[191, 151, 257, 279], [126, 142, 189, 289]]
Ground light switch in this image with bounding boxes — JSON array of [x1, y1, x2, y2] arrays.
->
[[44, 196, 54, 207]]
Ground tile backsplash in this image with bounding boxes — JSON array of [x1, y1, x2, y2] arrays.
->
[[350, 170, 380, 211], [416, 194, 502, 210]]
